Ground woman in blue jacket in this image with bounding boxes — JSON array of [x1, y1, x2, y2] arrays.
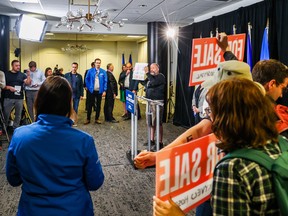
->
[[6, 76, 104, 216]]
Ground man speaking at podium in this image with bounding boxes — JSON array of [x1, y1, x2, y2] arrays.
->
[[145, 63, 166, 151]]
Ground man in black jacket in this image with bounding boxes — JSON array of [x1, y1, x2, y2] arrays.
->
[[145, 63, 166, 150], [84, 62, 95, 112], [64, 62, 84, 126], [104, 63, 118, 123], [118, 64, 127, 118], [120, 62, 141, 120]]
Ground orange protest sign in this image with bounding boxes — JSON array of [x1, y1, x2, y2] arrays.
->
[[189, 34, 246, 86], [155, 134, 224, 213]]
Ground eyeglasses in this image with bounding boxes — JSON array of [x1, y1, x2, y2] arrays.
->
[[204, 107, 212, 114]]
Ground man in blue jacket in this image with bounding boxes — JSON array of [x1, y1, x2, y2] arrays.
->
[[64, 62, 84, 126], [85, 58, 107, 124]]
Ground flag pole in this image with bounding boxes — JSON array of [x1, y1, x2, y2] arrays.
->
[[247, 22, 253, 71], [233, 24, 237, 35]]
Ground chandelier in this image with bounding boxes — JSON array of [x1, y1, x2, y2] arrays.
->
[[56, 0, 124, 31], [61, 44, 90, 53]]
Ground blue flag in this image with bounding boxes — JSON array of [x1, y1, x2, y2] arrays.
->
[[129, 54, 132, 64], [260, 27, 270, 60], [246, 31, 253, 71], [122, 53, 125, 65]]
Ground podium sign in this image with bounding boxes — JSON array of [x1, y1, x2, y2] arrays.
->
[[126, 90, 135, 114]]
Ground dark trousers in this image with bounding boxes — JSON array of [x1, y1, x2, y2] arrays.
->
[[104, 93, 115, 121], [85, 89, 96, 111], [87, 90, 102, 121]]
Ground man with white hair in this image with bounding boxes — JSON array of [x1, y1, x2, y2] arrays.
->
[[144, 63, 166, 151]]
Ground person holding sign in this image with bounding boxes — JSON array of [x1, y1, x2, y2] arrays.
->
[[136, 61, 255, 216], [207, 78, 280, 215], [217, 32, 288, 101], [153, 78, 277, 216]]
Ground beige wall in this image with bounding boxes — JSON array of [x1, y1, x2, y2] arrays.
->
[[10, 37, 148, 96]]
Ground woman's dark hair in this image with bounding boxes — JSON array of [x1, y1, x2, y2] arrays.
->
[[44, 67, 52, 77], [206, 77, 278, 152], [34, 76, 72, 119]]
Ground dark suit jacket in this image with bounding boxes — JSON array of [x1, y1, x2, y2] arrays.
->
[[64, 72, 84, 98], [106, 71, 118, 97], [118, 71, 139, 91]]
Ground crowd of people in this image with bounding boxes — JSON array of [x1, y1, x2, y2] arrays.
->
[[2, 32, 288, 215], [2, 58, 166, 215], [135, 33, 288, 215], [1, 59, 163, 129]]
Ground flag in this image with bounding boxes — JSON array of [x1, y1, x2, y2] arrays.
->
[[122, 53, 125, 65], [129, 54, 132, 64], [246, 30, 253, 71], [260, 27, 270, 60]]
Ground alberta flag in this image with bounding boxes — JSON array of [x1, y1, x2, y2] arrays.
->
[[246, 30, 253, 71], [122, 53, 125, 65], [260, 27, 270, 60]]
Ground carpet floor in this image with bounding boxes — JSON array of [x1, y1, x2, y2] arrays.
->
[[0, 99, 196, 216]]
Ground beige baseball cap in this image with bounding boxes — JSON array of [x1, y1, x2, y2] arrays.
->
[[202, 60, 252, 89]]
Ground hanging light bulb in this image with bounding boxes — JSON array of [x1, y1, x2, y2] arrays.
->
[[61, 16, 68, 25], [94, 10, 102, 17], [80, 17, 88, 25], [67, 23, 74, 30], [66, 11, 74, 18], [118, 21, 124, 27], [77, 25, 84, 32], [77, 9, 85, 17], [101, 11, 109, 19], [94, 17, 102, 23]]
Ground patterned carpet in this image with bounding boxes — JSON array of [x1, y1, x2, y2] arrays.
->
[[0, 99, 194, 216]]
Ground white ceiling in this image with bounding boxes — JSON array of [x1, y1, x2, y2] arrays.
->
[[1, 0, 264, 25], [1, 0, 263, 40]]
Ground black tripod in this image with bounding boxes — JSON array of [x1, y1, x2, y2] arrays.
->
[[7, 100, 32, 135], [21, 100, 32, 125], [0, 104, 9, 142]]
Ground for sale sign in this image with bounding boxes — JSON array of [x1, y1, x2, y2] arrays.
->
[[189, 34, 246, 86], [155, 134, 224, 213]]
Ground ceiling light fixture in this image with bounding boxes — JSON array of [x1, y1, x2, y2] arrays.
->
[[61, 44, 90, 53], [56, 0, 124, 31], [61, 34, 90, 53]]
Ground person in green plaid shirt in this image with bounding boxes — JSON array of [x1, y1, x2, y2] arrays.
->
[[207, 78, 281, 215]]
